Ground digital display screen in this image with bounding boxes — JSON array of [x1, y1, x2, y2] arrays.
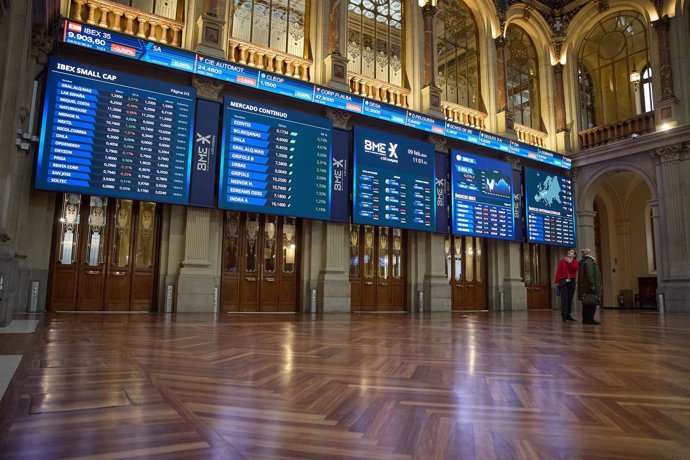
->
[[353, 127, 436, 232], [524, 167, 576, 246], [61, 20, 571, 170], [35, 57, 195, 204], [218, 96, 333, 220], [451, 150, 515, 240]]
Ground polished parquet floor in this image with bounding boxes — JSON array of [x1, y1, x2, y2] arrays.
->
[[1, 310, 689, 459]]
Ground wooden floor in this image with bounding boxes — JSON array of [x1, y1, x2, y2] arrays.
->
[[1, 310, 689, 459]]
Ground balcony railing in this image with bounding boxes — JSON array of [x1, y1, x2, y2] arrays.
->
[[515, 123, 548, 148], [441, 100, 487, 130], [578, 112, 656, 150], [227, 38, 312, 82], [69, 0, 183, 47], [348, 73, 410, 108]]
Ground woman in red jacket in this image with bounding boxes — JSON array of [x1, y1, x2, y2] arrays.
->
[[555, 249, 579, 322]]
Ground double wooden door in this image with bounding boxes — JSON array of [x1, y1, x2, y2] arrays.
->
[[445, 236, 487, 310], [522, 243, 551, 309], [221, 212, 299, 312], [49, 193, 159, 311], [350, 225, 406, 311]]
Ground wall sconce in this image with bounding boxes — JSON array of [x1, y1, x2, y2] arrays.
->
[[629, 63, 640, 90]]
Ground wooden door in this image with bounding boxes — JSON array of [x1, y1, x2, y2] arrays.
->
[[445, 236, 488, 310], [350, 225, 406, 312], [49, 194, 159, 311], [522, 243, 550, 309], [220, 212, 299, 313]]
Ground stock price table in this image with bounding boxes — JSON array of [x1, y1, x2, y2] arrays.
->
[[36, 58, 195, 204], [219, 96, 332, 219], [353, 127, 436, 232], [524, 167, 576, 246], [451, 151, 515, 240]]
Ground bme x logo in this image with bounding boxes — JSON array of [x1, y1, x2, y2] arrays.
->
[[387, 143, 398, 159], [196, 133, 211, 145]]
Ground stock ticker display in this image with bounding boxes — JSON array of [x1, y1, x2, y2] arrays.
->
[[35, 57, 195, 204], [353, 127, 438, 232], [524, 167, 576, 246], [218, 96, 334, 220], [451, 151, 515, 240]]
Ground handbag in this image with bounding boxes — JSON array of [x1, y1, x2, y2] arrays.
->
[[555, 286, 561, 297], [582, 293, 599, 305]]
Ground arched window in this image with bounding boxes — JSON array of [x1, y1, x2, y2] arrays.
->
[[435, 0, 480, 110], [347, 0, 403, 87], [641, 65, 653, 112], [578, 11, 650, 126], [230, 0, 308, 58], [505, 25, 540, 129], [579, 66, 596, 129], [113, 0, 183, 20]]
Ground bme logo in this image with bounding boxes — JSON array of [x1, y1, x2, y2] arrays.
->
[[364, 139, 398, 159]]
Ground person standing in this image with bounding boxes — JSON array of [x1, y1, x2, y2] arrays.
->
[[555, 249, 579, 322], [577, 248, 603, 325]]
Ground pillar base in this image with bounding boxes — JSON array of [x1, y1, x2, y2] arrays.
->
[[317, 278, 351, 313], [423, 275, 451, 312], [324, 53, 351, 92], [655, 97, 681, 129], [176, 274, 218, 313], [496, 111, 517, 140], [659, 280, 690, 313], [556, 129, 571, 154], [420, 84, 444, 119], [502, 278, 527, 311], [196, 14, 226, 59]]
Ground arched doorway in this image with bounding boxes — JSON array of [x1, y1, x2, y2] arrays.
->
[[577, 169, 658, 309]]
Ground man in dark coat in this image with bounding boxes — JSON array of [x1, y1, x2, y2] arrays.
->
[[577, 248, 603, 324]]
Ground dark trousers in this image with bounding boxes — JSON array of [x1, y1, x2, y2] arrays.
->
[[583, 302, 598, 322], [559, 280, 575, 319]]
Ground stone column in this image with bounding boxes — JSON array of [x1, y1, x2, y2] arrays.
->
[[647, 199, 663, 284], [577, 210, 597, 253], [324, 0, 350, 91], [652, 16, 678, 125], [553, 64, 571, 153], [176, 207, 217, 312], [502, 240, 527, 310], [423, 232, 451, 312], [420, 3, 443, 118], [495, 36, 515, 137], [652, 144, 690, 312], [318, 222, 351, 312], [614, 219, 631, 298], [653, 146, 689, 279]]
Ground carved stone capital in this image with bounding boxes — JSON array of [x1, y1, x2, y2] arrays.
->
[[427, 134, 447, 152], [504, 155, 521, 170], [565, 165, 579, 179], [326, 108, 352, 130], [494, 36, 506, 49], [31, 30, 54, 65], [652, 142, 690, 164], [652, 14, 670, 31], [553, 63, 564, 75], [192, 76, 224, 100], [421, 3, 437, 18]]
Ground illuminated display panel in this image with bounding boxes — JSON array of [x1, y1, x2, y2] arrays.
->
[[451, 150, 515, 240], [218, 96, 334, 220], [61, 20, 571, 170], [353, 127, 437, 232], [524, 167, 576, 247], [35, 57, 195, 204]]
